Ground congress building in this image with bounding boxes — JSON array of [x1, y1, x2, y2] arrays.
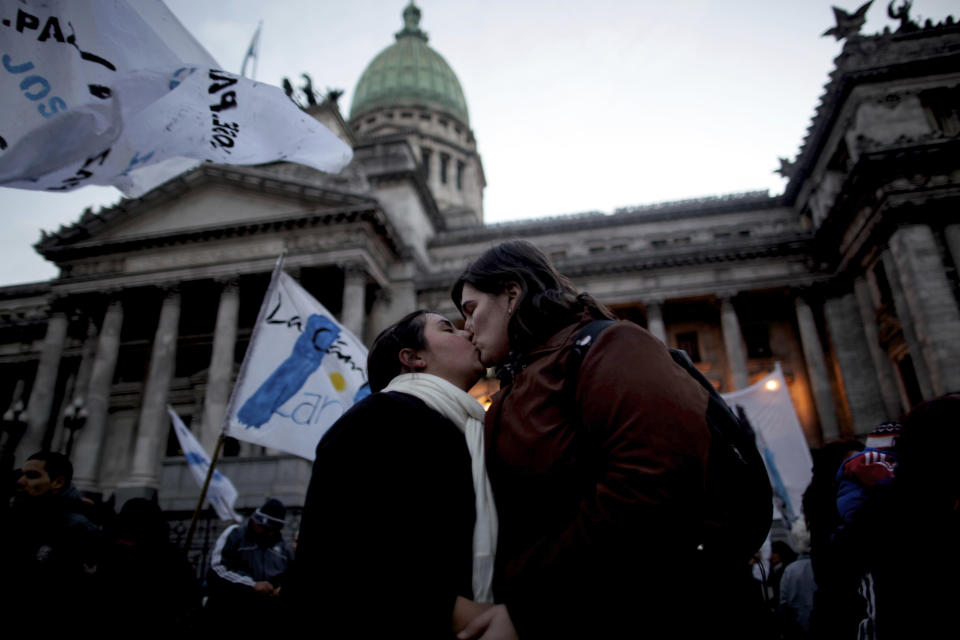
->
[[1, 2, 959, 535]]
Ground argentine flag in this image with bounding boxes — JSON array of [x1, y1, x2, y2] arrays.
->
[[168, 406, 241, 522]]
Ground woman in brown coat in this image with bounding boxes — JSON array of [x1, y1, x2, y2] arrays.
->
[[453, 241, 736, 640]]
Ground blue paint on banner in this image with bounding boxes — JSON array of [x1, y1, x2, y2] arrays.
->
[[353, 382, 371, 403], [238, 314, 341, 428]]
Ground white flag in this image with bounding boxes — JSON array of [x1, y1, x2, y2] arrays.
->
[[722, 363, 813, 523], [0, 0, 352, 197], [224, 264, 370, 460], [168, 406, 241, 522]]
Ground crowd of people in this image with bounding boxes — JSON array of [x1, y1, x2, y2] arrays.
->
[[2, 240, 957, 638]]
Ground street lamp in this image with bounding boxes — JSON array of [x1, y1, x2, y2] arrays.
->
[[62, 396, 88, 458], [1, 389, 28, 474]]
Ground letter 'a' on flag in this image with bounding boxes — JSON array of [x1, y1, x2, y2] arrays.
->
[[0, 0, 352, 198], [168, 406, 241, 522], [223, 259, 371, 461]]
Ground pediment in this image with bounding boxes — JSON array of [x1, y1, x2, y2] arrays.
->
[[96, 183, 319, 241], [37, 166, 378, 253]]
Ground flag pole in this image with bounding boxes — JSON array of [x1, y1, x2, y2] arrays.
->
[[183, 432, 227, 551], [253, 20, 262, 81], [182, 253, 286, 551]]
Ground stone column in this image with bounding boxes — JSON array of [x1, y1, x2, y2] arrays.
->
[[19, 308, 69, 459], [794, 295, 840, 442], [54, 319, 98, 453], [823, 292, 888, 436], [889, 224, 960, 396], [853, 277, 902, 419], [366, 288, 393, 345], [340, 264, 367, 340], [73, 298, 124, 490], [124, 287, 181, 494], [881, 251, 934, 399], [944, 224, 960, 273], [200, 280, 239, 454], [720, 295, 749, 390], [644, 300, 667, 344]]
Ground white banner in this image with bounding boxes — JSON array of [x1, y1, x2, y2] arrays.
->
[[722, 363, 813, 524], [168, 406, 240, 522], [0, 0, 352, 197], [224, 265, 370, 460]]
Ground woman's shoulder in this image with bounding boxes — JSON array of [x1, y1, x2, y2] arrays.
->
[[568, 318, 666, 358], [318, 391, 455, 449], [575, 320, 699, 390]]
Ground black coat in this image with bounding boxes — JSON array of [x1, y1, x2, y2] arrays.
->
[[286, 391, 476, 638]]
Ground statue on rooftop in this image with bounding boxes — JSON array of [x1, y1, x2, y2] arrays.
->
[[776, 157, 796, 179], [887, 1, 919, 33], [301, 73, 319, 107], [823, 1, 873, 41]]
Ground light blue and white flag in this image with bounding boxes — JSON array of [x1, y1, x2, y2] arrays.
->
[[168, 406, 241, 522], [240, 21, 262, 79], [722, 363, 813, 524], [0, 0, 352, 197], [223, 260, 370, 460]]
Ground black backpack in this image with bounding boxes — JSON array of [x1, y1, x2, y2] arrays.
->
[[569, 320, 773, 561]]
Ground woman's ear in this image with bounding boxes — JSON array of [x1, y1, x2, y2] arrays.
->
[[504, 281, 522, 311], [398, 347, 425, 371]]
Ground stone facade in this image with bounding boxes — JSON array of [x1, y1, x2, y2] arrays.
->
[[1, 7, 958, 516]]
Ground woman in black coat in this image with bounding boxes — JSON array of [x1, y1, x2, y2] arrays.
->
[[287, 310, 501, 638]]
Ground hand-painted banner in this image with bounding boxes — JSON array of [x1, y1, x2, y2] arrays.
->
[[168, 406, 241, 522], [0, 0, 352, 197], [722, 363, 814, 524], [224, 263, 370, 461]]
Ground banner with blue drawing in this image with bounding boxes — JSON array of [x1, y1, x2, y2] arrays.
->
[[224, 268, 370, 461], [168, 406, 241, 522], [0, 0, 352, 197]]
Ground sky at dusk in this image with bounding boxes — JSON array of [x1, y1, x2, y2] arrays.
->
[[2, 0, 956, 286]]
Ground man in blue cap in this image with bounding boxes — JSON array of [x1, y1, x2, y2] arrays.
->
[[204, 498, 294, 631]]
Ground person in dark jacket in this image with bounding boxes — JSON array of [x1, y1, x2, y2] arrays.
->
[[452, 241, 764, 639], [3, 451, 100, 634], [874, 393, 960, 638], [98, 498, 202, 632], [286, 310, 500, 638], [204, 498, 294, 633]]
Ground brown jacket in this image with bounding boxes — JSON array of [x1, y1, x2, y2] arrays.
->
[[485, 316, 713, 637]]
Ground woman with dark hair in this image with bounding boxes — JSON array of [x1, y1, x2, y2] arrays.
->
[[288, 310, 504, 637], [453, 240, 753, 639]]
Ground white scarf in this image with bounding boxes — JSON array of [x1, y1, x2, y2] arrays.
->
[[383, 373, 497, 603]]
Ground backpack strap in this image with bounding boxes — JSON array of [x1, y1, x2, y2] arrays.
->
[[565, 320, 616, 397]]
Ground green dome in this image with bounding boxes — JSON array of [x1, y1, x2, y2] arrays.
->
[[350, 2, 469, 124]]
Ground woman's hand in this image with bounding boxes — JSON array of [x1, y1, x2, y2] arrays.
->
[[456, 604, 517, 640], [452, 596, 493, 632]]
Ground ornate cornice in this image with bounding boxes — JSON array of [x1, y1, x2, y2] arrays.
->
[[431, 191, 780, 247], [785, 15, 960, 203], [420, 233, 816, 289]]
